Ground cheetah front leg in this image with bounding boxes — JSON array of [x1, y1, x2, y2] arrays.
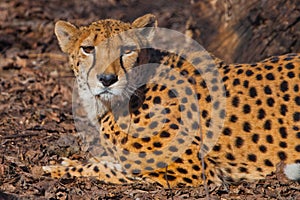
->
[[42, 157, 137, 184]]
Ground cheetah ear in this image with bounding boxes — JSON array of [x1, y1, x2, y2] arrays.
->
[[132, 14, 157, 28], [54, 20, 78, 53], [132, 14, 157, 40]]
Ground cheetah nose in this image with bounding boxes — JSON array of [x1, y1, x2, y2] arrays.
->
[[96, 74, 118, 87]]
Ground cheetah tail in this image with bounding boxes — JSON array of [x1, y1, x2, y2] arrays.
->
[[284, 163, 300, 180]]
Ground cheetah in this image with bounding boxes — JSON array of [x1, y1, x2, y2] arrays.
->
[[43, 14, 300, 188]]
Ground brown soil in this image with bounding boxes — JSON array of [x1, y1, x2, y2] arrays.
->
[[0, 0, 299, 199]]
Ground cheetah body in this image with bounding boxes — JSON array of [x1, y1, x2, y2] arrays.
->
[[44, 14, 300, 187]]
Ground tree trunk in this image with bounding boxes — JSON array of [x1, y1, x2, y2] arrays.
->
[[189, 0, 300, 63]]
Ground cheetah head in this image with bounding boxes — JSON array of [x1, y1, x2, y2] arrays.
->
[[55, 14, 157, 117]]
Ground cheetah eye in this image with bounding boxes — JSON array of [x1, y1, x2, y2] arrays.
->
[[121, 45, 137, 55], [81, 46, 95, 54]]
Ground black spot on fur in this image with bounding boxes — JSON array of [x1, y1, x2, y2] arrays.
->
[[264, 120, 272, 130], [153, 96, 161, 104], [153, 142, 162, 148], [252, 134, 259, 143], [243, 104, 251, 114], [230, 115, 238, 122], [280, 81, 288, 92], [226, 153, 235, 161], [93, 166, 99, 172], [259, 145, 267, 153], [223, 127, 232, 136], [160, 131, 170, 138], [232, 96, 239, 107], [266, 73, 275, 80], [249, 87, 257, 98], [258, 109, 266, 119], [248, 154, 257, 162], [164, 174, 176, 181], [267, 97, 275, 107], [279, 127, 287, 138], [279, 105, 288, 116], [285, 62, 295, 69], [279, 141, 287, 148], [266, 135, 273, 144], [264, 159, 274, 167], [278, 151, 287, 160], [177, 167, 188, 174], [185, 149, 192, 155], [243, 122, 251, 132], [183, 177, 193, 184], [235, 137, 244, 148], [293, 112, 300, 122]]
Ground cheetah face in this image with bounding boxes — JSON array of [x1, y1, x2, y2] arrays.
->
[[54, 14, 157, 105], [78, 35, 140, 102]]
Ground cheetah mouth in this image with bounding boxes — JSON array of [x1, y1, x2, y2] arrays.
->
[[98, 90, 113, 95], [94, 90, 117, 102], [92, 87, 113, 96], [95, 91, 113, 98]]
